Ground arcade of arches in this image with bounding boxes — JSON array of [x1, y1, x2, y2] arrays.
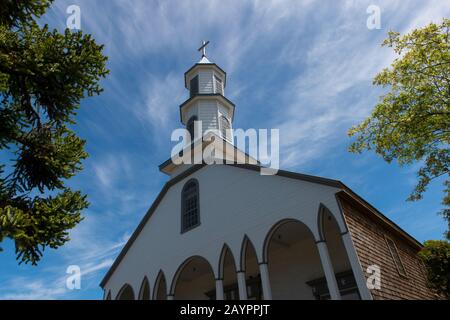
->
[[114, 213, 360, 300]]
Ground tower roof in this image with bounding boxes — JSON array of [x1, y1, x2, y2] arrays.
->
[[184, 63, 227, 88], [198, 55, 211, 64], [184, 40, 227, 88]]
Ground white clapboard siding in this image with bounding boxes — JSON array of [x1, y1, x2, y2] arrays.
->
[[183, 100, 219, 135], [185, 104, 198, 120], [198, 70, 214, 94], [198, 100, 218, 133]]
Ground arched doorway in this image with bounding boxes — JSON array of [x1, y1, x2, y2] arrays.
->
[[171, 256, 216, 300], [263, 219, 325, 299], [241, 237, 263, 299], [319, 207, 360, 300], [138, 277, 150, 300], [153, 271, 167, 300], [218, 245, 239, 300], [116, 284, 135, 300]]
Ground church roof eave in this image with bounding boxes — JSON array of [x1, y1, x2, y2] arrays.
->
[[335, 189, 423, 250], [158, 134, 261, 175]]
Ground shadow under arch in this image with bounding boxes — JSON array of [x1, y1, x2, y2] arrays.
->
[[262, 218, 316, 264], [218, 243, 239, 300], [218, 243, 238, 279], [240, 235, 264, 299], [169, 255, 216, 299], [138, 276, 151, 300], [105, 290, 111, 300], [153, 270, 168, 300], [317, 203, 359, 299], [317, 203, 348, 242], [116, 283, 135, 300], [239, 235, 259, 272], [262, 218, 326, 299]]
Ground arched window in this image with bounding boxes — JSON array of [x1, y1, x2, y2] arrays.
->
[[186, 116, 197, 142], [220, 115, 230, 140], [181, 179, 200, 233]]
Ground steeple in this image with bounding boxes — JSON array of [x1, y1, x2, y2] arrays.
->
[[160, 42, 257, 176], [180, 41, 235, 144]]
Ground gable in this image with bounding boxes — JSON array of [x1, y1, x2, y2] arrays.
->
[[99, 163, 422, 289], [100, 164, 345, 288]]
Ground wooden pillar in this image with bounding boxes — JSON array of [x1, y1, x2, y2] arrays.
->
[[236, 271, 248, 300], [316, 241, 341, 300], [341, 233, 373, 300], [215, 279, 224, 300], [259, 263, 272, 300]]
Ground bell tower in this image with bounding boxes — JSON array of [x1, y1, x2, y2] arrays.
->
[[160, 41, 257, 176], [180, 41, 235, 144]]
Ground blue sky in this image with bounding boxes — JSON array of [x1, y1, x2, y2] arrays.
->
[[0, 0, 449, 300]]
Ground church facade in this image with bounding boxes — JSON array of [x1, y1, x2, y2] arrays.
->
[[100, 46, 437, 300]]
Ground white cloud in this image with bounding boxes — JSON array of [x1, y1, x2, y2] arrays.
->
[[0, 233, 127, 300], [267, 0, 450, 169], [399, 0, 450, 34], [0, 259, 114, 300], [0, 278, 68, 300], [92, 154, 132, 190], [136, 72, 184, 135]]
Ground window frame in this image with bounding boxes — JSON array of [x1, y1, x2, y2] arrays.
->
[[214, 74, 223, 95], [219, 115, 231, 141], [205, 275, 262, 300], [384, 235, 408, 277], [181, 178, 201, 234], [306, 270, 360, 300]]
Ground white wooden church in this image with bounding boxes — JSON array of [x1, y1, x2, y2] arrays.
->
[[100, 43, 436, 300]]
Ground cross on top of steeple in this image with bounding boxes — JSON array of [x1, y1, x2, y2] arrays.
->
[[198, 40, 210, 58]]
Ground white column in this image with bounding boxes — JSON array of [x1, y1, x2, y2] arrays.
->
[[215, 279, 224, 300], [167, 294, 174, 300], [316, 241, 341, 300], [259, 263, 272, 300], [236, 271, 248, 300], [341, 233, 373, 300]]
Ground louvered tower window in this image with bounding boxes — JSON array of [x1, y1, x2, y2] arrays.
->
[[214, 75, 223, 95], [190, 75, 199, 97], [220, 115, 230, 140], [181, 179, 200, 233]]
